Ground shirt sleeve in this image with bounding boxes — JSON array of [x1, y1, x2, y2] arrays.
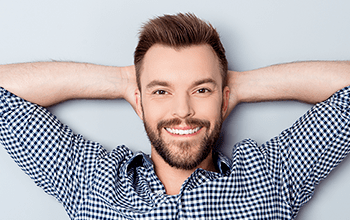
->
[[261, 85, 350, 217], [0, 87, 107, 218]]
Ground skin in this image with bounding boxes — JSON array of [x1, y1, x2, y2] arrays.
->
[[135, 44, 230, 195]]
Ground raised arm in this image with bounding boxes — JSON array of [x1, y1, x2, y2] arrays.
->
[[227, 61, 350, 115], [0, 62, 136, 107]]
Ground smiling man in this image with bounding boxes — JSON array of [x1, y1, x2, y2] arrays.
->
[[1, 13, 350, 219], [137, 44, 228, 194]]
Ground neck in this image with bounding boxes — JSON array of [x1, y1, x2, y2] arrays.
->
[[151, 149, 217, 195]]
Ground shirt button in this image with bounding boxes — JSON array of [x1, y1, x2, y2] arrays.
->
[[155, 190, 163, 195]]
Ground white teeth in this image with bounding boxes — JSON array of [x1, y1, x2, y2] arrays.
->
[[165, 127, 201, 135]]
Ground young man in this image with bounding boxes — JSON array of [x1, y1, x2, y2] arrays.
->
[[1, 13, 349, 219]]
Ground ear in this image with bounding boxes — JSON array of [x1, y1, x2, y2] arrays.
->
[[221, 86, 230, 118], [135, 89, 144, 120]]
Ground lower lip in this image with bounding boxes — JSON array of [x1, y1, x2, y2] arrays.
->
[[164, 127, 203, 137]]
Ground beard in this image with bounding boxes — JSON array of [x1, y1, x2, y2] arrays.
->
[[143, 116, 223, 170]]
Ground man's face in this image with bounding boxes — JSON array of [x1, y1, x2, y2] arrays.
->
[[136, 44, 229, 170]]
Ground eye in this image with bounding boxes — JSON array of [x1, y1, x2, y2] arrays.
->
[[196, 88, 211, 94], [153, 90, 168, 95]]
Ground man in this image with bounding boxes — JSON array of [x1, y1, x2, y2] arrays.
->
[[0, 13, 349, 219]]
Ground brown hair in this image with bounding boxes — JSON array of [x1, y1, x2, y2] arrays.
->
[[134, 13, 228, 90]]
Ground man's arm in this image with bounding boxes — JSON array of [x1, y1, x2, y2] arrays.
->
[[228, 61, 350, 216], [227, 61, 350, 114], [0, 62, 137, 107], [0, 62, 138, 217]]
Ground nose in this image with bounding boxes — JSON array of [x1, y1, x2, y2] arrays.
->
[[172, 93, 194, 119]]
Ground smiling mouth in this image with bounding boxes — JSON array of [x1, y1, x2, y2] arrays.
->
[[165, 127, 202, 135]]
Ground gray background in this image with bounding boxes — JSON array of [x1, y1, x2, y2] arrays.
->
[[0, 0, 349, 219]]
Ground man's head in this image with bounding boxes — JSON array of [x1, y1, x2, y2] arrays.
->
[[134, 13, 229, 170], [134, 13, 228, 91]]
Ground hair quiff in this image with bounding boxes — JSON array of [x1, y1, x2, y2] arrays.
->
[[134, 13, 228, 90]]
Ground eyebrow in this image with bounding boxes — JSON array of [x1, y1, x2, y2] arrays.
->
[[146, 80, 170, 89], [192, 78, 217, 87], [145, 78, 217, 90]]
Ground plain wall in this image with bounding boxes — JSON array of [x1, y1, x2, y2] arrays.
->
[[0, 0, 349, 219]]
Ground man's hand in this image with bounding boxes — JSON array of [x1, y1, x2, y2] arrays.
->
[[224, 70, 240, 120], [121, 65, 138, 112]]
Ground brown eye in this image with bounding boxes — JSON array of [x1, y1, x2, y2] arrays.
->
[[197, 88, 210, 93], [154, 90, 168, 95]]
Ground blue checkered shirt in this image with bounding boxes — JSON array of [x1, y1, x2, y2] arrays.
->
[[1, 86, 350, 219]]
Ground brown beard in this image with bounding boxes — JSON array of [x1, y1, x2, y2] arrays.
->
[[143, 116, 223, 170]]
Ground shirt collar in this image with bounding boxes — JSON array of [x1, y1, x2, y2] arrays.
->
[[124, 150, 232, 175], [123, 151, 153, 174], [213, 151, 232, 175]]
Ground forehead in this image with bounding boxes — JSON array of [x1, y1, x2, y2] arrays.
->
[[140, 44, 222, 89]]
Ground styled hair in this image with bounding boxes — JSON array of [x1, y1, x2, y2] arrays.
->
[[134, 13, 228, 90]]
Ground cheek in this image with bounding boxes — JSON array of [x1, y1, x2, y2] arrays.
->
[[142, 99, 169, 124], [193, 98, 223, 119]]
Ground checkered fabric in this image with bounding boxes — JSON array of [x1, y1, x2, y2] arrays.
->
[[1, 86, 350, 220]]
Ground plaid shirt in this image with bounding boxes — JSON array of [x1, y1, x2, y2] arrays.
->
[[1, 86, 350, 220]]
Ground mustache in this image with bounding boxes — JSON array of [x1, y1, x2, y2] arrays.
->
[[157, 118, 210, 131]]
